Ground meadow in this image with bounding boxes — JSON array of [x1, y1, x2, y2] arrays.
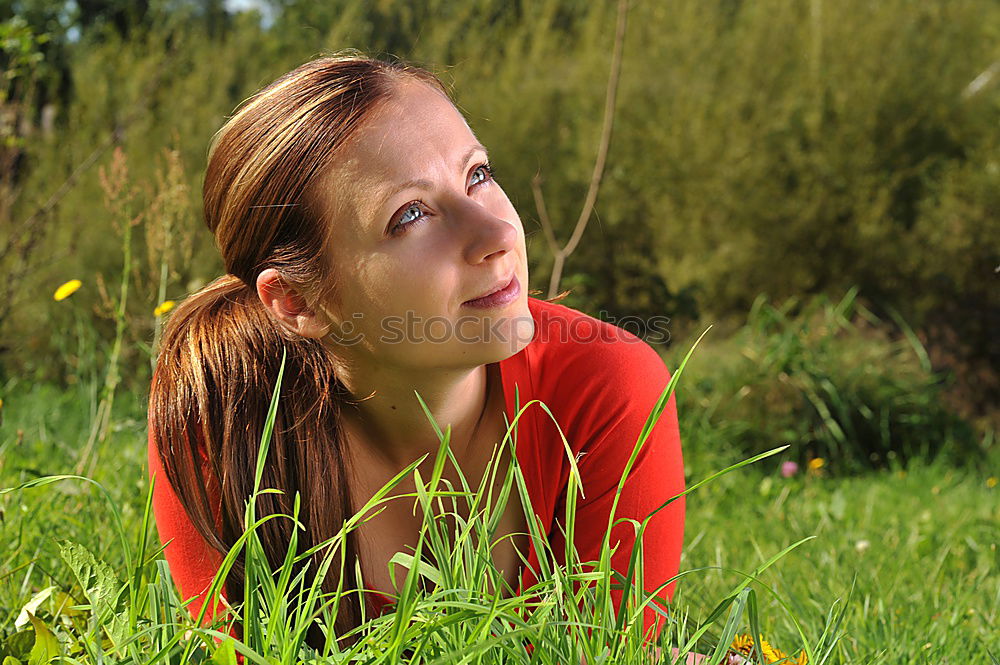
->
[[0, 320, 996, 663]]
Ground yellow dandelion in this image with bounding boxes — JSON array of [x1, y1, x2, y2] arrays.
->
[[807, 457, 825, 472], [731, 634, 755, 657], [154, 300, 176, 317], [987, 477, 997, 488], [758, 641, 777, 660], [53, 279, 82, 301], [730, 634, 780, 660], [761, 644, 792, 665], [729, 634, 807, 665]]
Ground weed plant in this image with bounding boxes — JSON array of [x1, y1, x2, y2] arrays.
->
[[6, 0, 1000, 410]]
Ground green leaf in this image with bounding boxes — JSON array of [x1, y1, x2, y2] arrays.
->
[[705, 588, 748, 665], [207, 638, 238, 665], [46, 591, 84, 618], [14, 588, 54, 629], [57, 541, 128, 645], [3, 630, 34, 659], [4, 656, 24, 665], [388, 552, 444, 587], [25, 613, 58, 665]]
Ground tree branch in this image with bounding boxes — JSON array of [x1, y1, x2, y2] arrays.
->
[[543, 0, 629, 299]]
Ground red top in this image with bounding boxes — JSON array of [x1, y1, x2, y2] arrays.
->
[[149, 296, 686, 639]]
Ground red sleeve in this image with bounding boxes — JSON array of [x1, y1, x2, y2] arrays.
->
[[148, 412, 229, 625], [547, 338, 686, 642]]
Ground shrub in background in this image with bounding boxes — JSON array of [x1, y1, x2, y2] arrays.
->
[[673, 289, 982, 474], [3, 0, 998, 411]]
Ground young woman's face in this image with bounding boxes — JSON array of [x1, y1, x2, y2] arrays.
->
[[314, 80, 535, 372]]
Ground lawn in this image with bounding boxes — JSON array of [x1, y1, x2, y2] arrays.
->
[[0, 377, 996, 663]]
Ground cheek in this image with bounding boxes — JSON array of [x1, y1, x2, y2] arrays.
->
[[335, 253, 399, 318], [365, 250, 458, 313]]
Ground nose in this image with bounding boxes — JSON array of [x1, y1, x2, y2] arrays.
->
[[454, 199, 520, 265]]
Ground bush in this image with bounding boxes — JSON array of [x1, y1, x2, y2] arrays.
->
[[4, 0, 998, 402], [674, 289, 983, 473]]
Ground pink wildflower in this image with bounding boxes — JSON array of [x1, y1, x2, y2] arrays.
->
[[781, 461, 799, 478]]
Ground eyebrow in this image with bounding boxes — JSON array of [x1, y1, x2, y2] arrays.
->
[[371, 143, 488, 227]]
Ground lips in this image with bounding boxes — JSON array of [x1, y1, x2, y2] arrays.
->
[[465, 273, 515, 303]]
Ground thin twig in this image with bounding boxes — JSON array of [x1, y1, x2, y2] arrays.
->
[[962, 59, 1000, 100], [531, 173, 559, 255], [539, 0, 629, 299]]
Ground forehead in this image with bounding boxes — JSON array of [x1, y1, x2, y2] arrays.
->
[[314, 81, 479, 232]]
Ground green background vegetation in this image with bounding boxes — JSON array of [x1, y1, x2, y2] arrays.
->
[[3, 0, 998, 426]]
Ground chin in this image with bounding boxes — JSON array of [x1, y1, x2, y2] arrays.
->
[[492, 302, 535, 357], [444, 301, 534, 363]]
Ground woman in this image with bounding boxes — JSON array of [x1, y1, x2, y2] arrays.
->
[[148, 54, 685, 650]]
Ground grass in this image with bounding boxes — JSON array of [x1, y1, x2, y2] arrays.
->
[[675, 451, 999, 663], [0, 346, 811, 664], [0, 347, 997, 663]]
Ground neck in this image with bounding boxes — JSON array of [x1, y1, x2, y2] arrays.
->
[[337, 360, 498, 470]]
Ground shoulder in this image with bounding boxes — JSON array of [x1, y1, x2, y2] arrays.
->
[[525, 296, 670, 388], [523, 297, 673, 446]]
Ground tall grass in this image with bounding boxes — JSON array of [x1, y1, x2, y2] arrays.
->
[[0, 341, 847, 664]]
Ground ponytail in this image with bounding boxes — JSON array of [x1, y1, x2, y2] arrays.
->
[[150, 53, 459, 647], [149, 274, 361, 645]]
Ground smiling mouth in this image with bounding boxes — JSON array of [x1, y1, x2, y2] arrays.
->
[[462, 274, 520, 308], [466, 274, 514, 301]]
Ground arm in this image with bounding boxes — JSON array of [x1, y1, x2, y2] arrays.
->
[[148, 426, 230, 626], [550, 339, 687, 644]]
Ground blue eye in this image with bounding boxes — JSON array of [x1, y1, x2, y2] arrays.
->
[[391, 202, 426, 235], [388, 163, 496, 236], [400, 203, 424, 225], [470, 163, 494, 187]]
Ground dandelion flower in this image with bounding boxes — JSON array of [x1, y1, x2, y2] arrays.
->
[[729, 634, 808, 664], [731, 634, 755, 657], [807, 458, 825, 473], [730, 634, 776, 660], [53, 279, 82, 301], [988, 477, 997, 489], [154, 300, 176, 317], [762, 643, 786, 663]]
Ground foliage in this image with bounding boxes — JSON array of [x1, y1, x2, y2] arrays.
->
[[672, 289, 983, 473], [2, 363, 998, 662], [0, 0, 996, 418], [677, 449, 999, 664]]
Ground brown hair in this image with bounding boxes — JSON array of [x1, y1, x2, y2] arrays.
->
[[149, 54, 447, 645]]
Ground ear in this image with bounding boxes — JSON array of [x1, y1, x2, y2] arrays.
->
[[256, 268, 329, 340]]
